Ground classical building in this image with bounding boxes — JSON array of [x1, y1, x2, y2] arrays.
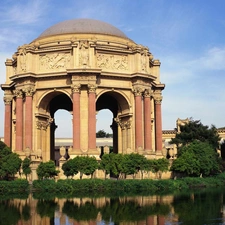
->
[[1, 19, 165, 179]]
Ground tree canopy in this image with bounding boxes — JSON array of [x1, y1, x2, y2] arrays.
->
[[96, 130, 112, 138], [171, 140, 220, 177], [0, 141, 22, 180], [170, 119, 220, 151], [75, 156, 98, 179], [36, 161, 59, 180], [22, 157, 32, 180]]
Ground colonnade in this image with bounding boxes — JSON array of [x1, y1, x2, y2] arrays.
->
[[3, 85, 163, 155]]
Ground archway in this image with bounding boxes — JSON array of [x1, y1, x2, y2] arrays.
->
[[96, 91, 130, 154], [38, 91, 72, 163]]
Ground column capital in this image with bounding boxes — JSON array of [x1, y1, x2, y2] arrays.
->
[[3, 96, 13, 105], [143, 89, 152, 98], [154, 95, 163, 104], [88, 84, 97, 93], [23, 86, 35, 97], [132, 87, 143, 96], [71, 84, 81, 93], [13, 89, 23, 98]]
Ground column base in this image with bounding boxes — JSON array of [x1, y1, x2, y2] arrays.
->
[[155, 150, 163, 158]]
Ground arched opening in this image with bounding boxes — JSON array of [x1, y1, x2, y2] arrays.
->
[[96, 109, 113, 135], [96, 91, 130, 154], [96, 109, 113, 156], [49, 93, 72, 165], [54, 109, 72, 138], [54, 109, 72, 165], [38, 91, 72, 164]]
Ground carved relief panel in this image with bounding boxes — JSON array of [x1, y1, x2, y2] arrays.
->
[[96, 53, 128, 71], [39, 52, 71, 72]]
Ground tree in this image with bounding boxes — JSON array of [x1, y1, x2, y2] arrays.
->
[[62, 158, 78, 178], [75, 156, 98, 179], [121, 153, 147, 179], [170, 119, 220, 151], [110, 153, 124, 179], [171, 140, 220, 177], [96, 130, 107, 138], [0, 142, 22, 180], [36, 161, 59, 180], [99, 153, 112, 179], [0, 153, 22, 180], [22, 157, 32, 180], [151, 158, 169, 179]]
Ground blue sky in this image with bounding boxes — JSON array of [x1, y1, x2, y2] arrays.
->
[[0, 0, 225, 137]]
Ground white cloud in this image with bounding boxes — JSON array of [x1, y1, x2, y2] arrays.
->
[[1, 1, 48, 25], [190, 47, 225, 71]]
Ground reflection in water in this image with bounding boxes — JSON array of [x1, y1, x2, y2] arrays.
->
[[0, 189, 225, 224]]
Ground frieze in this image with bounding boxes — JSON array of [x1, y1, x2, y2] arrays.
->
[[97, 53, 128, 71], [39, 53, 70, 71]]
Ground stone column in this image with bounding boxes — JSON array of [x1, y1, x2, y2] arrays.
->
[[126, 120, 132, 149], [144, 89, 152, 151], [14, 89, 23, 151], [3, 96, 12, 147], [121, 122, 127, 154], [72, 84, 81, 151], [88, 84, 97, 151], [154, 95, 163, 152], [133, 88, 143, 151], [23, 87, 35, 150]]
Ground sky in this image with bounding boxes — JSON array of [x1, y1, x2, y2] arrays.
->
[[0, 0, 225, 138]]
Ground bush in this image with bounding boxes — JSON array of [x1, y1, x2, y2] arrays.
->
[[0, 179, 29, 193]]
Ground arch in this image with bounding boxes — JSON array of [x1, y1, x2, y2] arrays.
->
[[96, 90, 131, 117], [36, 90, 73, 163], [37, 90, 72, 113], [96, 90, 132, 154]]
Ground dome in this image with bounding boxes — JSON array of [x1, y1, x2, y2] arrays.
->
[[38, 19, 128, 39]]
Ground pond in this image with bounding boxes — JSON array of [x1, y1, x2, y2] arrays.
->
[[1, 188, 225, 225]]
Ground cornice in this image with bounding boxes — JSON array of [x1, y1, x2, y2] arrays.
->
[[131, 72, 157, 80], [162, 130, 177, 134]]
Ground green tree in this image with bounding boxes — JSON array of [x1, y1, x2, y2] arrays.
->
[[170, 119, 220, 151], [0, 153, 22, 180], [110, 153, 124, 179], [0, 142, 22, 180], [36, 161, 59, 180], [121, 153, 147, 179], [171, 140, 220, 177], [151, 158, 169, 179], [96, 130, 107, 138], [62, 158, 78, 178], [22, 157, 32, 180], [75, 156, 98, 179], [99, 153, 112, 179]]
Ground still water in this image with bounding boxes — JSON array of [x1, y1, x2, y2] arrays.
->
[[1, 188, 225, 225]]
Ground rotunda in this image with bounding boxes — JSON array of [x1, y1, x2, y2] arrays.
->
[[1, 19, 165, 180]]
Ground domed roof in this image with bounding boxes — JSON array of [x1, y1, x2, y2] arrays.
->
[[38, 19, 128, 39]]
